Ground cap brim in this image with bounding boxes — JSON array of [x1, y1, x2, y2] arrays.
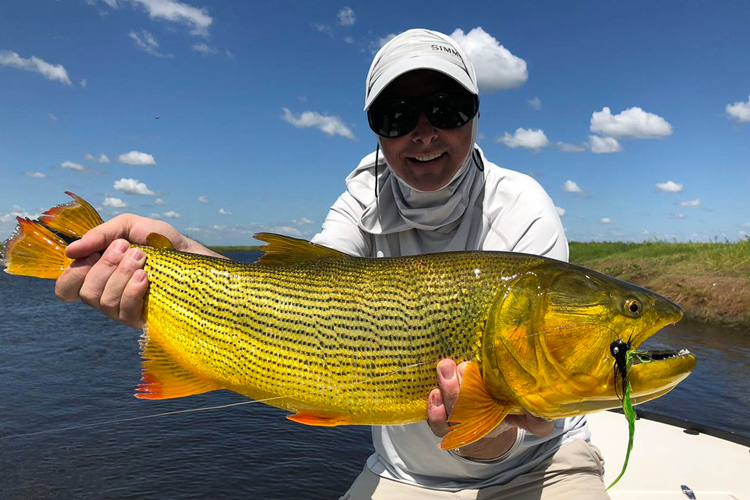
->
[[364, 56, 478, 110]]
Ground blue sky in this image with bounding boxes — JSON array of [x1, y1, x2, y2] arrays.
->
[[1, 0, 749, 245]]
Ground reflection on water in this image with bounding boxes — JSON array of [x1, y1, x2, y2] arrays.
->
[[1, 251, 748, 499]]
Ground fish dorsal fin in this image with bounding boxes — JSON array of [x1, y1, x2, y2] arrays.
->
[[146, 233, 175, 250], [254, 233, 346, 267], [439, 361, 512, 450], [38, 191, 104, 239]]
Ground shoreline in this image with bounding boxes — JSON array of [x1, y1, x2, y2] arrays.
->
[[568, 240, 750, 329]]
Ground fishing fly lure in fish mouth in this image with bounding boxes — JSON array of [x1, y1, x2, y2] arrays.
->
[[607, 338, 686, 490]]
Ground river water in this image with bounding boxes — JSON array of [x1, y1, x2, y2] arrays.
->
[[1, 251, 748, 499]]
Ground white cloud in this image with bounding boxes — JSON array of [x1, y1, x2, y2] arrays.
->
[[600, 217, 611, 224], [117, 150, 156, 165], [149, 212, 162, 219], [588, 135, 623, 154], [0, 204, 41, 223], [528, 97, 542, 110], [337, 7, 355, 26], [129, 30, 172, 58], [590, 107, 673, 139], [656, 181, 684, 193], [24, 172, 46, 178], [555, 207, 566, 217], [114, 178, 155, 195], [562, 180, 585, 194], [48, 113, 58, 122], [450, 27, 527, 92], [61, 161, 85, 171], [726, 94, 750, 123], [282, 108, 355, 140], [218, 208, 231, 215], [198, 195, 210, 203], [557, 141, 585, 153], [192, 43, 217, 56], [155, 198, 166, 205], [103, 196, 127, 208], [212, 225, 226, 230], [312, 23, 334, 37], [104, 0, 213, 36], [496, 128, 549, 150], [81, 78, 87, 88], [163, 210, 180, 218], [85, 153, 111, 163], [678, 198, 701, 207], [344, 36, 354, 44], [0, 50, 72, 85], [293, 217, 314, 225]]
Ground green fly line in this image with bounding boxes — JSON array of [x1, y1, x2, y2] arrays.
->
[[606, 340, 652, 490]]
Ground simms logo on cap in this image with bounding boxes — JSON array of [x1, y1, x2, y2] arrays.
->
[[431, 44, 461, 58]]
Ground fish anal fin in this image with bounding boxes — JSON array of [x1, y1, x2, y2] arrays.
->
[[146, 232, 175, 250], [38, 192, 104, 239], [287, 411, 353, 427], [439, 361, 511, 450], [254, 233, 346, 267], [136, 325, 220, 400]]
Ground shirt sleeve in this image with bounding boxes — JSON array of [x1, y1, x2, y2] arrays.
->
[[310, 191, 372, 257], [483, 172, 569, 263]]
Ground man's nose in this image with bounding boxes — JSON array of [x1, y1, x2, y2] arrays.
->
[[411, 112, 438, 143]]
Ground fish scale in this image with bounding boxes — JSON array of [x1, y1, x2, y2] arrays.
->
[[138, 245, 535, 424]]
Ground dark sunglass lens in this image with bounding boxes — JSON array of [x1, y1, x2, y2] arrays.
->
[[369, 101, 418, 137], [426, 93, 477, 129]]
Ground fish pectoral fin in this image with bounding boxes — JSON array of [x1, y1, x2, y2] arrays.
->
[[136, 328, 220, 400], [146, 232, 175, 250], [287, 411, 354, 427], [254, 233, 347, 267], [439, 361, 511, 450]]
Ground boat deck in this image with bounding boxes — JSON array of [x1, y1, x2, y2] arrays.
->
[[588, 410, 750, 499]]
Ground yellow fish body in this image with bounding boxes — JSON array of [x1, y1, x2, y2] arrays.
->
[[2, 193, 696, 449]]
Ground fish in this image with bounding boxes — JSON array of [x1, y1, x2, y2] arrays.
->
[[1, 192, 696, 450]]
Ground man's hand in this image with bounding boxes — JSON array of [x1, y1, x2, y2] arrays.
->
[[427, 359, 554, 460], [55, 214, 226, 329]]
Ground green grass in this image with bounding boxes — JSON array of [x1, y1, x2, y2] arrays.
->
[[569, 239, 750, 279]]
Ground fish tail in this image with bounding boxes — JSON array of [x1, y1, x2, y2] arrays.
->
[[1, 192, 104, 279]]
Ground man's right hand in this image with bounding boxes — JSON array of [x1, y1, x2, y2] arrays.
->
[[55, 214, 224, 329]]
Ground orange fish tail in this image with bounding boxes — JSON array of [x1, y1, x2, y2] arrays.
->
[[1, 192, 104, 279]]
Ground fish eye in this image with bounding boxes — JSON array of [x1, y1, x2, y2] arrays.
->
[[624, 298, 643, 317]]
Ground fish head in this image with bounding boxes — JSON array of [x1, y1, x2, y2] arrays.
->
[[482, 261, 696, 418]]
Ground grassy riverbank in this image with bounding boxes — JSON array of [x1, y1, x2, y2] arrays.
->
[[569, 239, 750, 327]]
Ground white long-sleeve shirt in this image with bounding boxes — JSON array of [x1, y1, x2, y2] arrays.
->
[[311, 147, 589, 491]]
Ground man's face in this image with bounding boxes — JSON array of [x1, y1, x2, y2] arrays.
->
[[375, 70, 475, 192]]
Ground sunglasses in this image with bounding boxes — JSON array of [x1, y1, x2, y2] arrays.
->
[[367, 91, 479, 138]]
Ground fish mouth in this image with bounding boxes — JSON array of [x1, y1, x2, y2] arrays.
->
[[556, 345, 697, 414]]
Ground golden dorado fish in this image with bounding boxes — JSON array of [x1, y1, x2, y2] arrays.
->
[[2, 193, 696, 449]]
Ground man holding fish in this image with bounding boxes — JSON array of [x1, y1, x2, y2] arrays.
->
[[54, 29, 609, 499]]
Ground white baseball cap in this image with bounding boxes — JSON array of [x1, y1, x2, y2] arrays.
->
[[364, 29, 478, 111]]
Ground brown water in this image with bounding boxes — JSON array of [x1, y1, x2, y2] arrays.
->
[[1, 251, 748, 499]]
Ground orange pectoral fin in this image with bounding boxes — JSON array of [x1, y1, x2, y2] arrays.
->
[[439, 361, 511, 450], [287, 412, 354, 427]]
